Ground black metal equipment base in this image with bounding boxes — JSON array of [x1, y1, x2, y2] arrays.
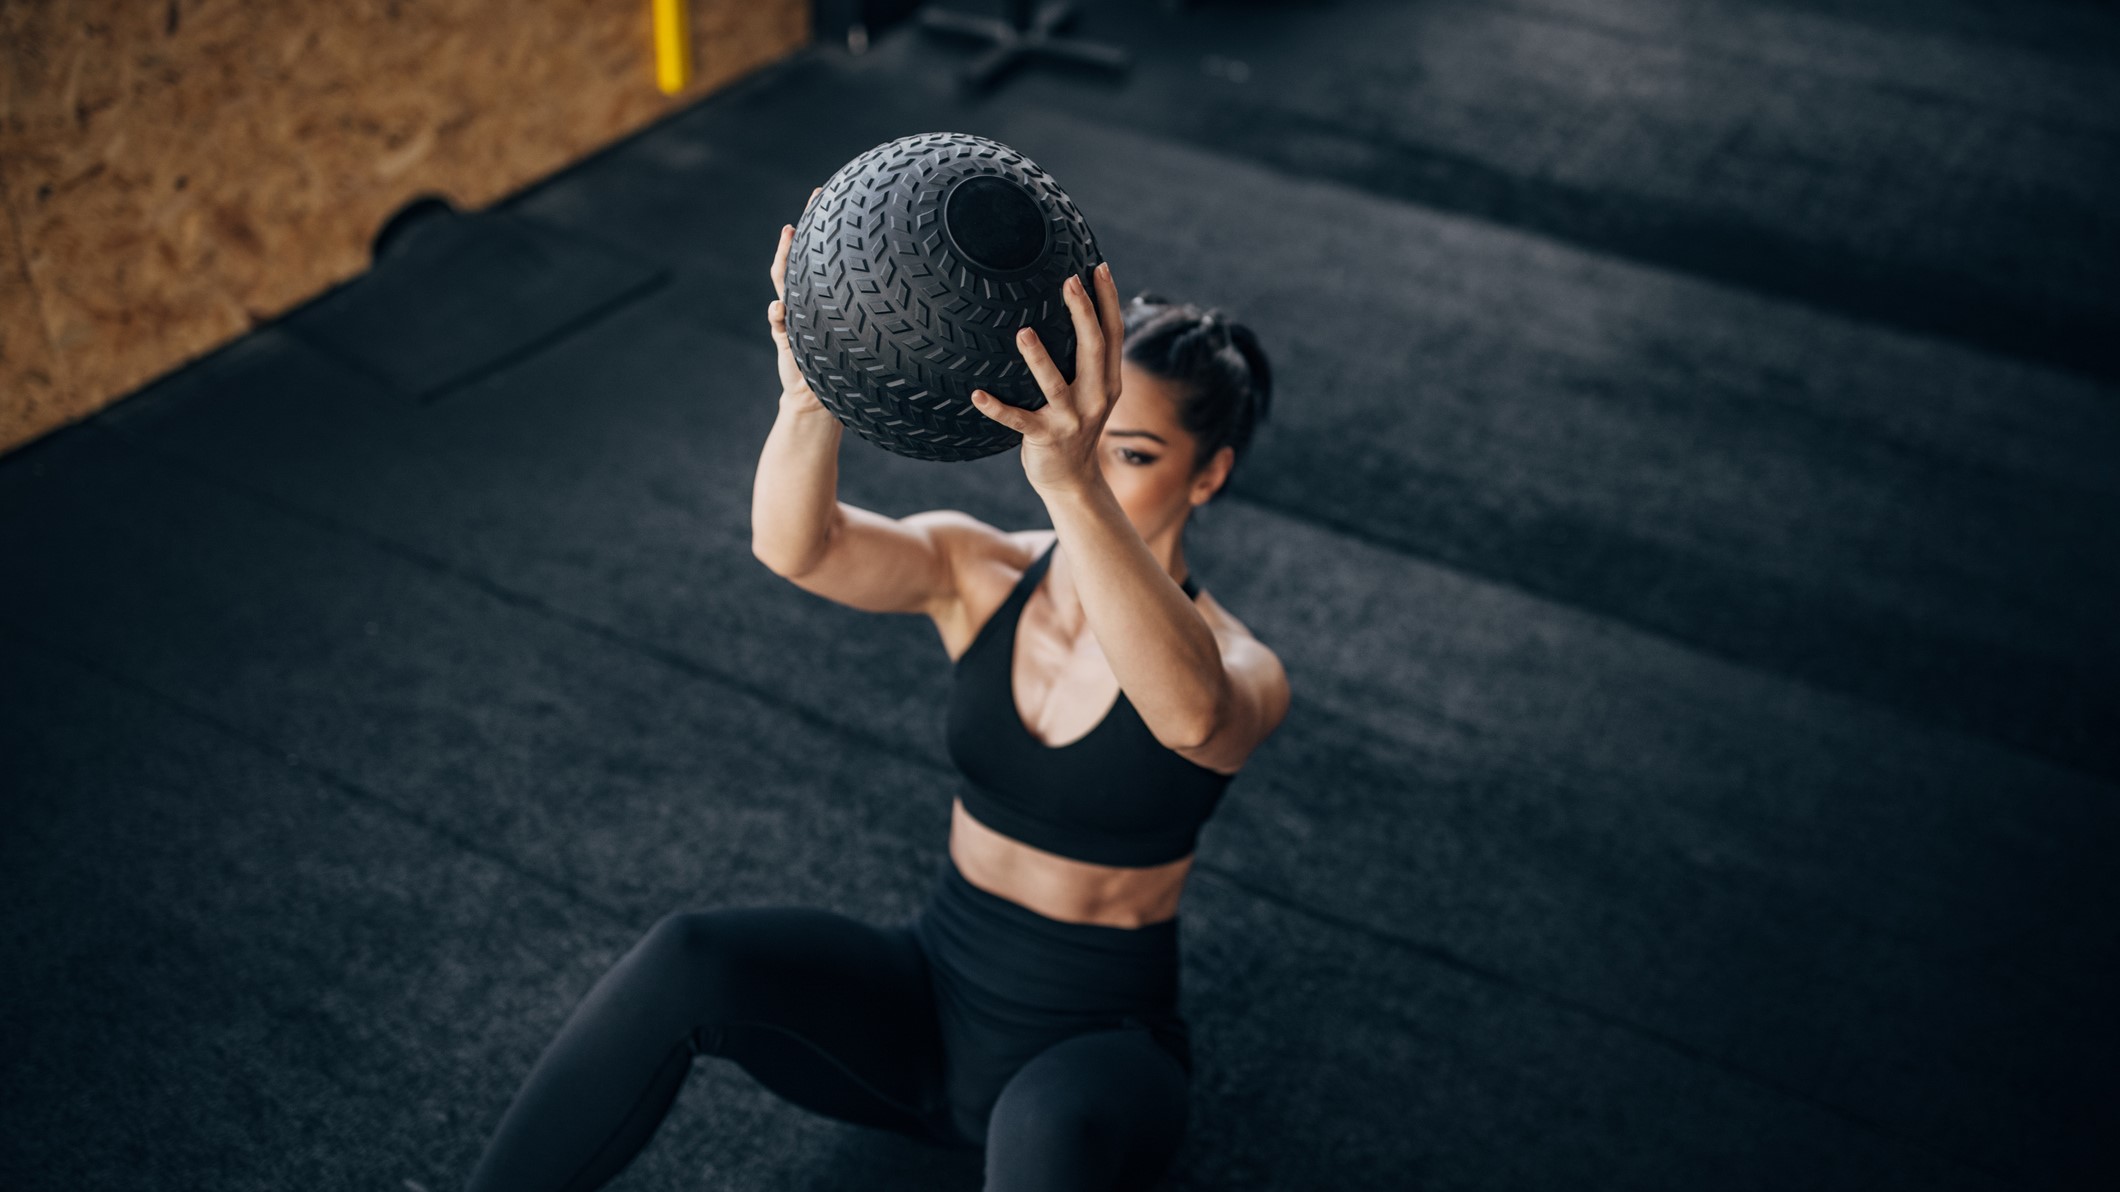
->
[[918, 0, 1132, 94]]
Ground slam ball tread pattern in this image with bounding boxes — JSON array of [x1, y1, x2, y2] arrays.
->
[[786, 132, 1105, 463]]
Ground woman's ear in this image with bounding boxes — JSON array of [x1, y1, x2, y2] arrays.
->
[[1191, 445, 1236, 506]]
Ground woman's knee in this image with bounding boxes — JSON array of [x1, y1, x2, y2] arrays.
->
[[643, 905, 775, 976], [640, 909, 714, 961], [985, 1032, 1188, 1190], [988, 1068, 1097, 1154], [617, 909, 758, 1015]]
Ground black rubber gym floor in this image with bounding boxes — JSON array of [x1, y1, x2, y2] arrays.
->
[[4, 1, 2116, 1188]]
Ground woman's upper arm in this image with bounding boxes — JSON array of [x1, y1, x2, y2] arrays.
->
[[1171, 632, 1291, 775], [772, 503, 1000, 618]]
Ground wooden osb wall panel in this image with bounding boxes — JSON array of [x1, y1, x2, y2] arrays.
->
[[0, 0, 808, 456], [0, 158, 69, 445]]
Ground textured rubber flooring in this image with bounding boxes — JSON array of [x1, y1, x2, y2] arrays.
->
[[3, 1, 2116, 1189], [279, 208, 669, 402]]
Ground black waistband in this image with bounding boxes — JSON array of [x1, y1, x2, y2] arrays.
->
[[912, 854, 1181, 1008]]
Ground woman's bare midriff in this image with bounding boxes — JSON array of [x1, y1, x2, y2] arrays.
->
[[949, 797, 1193, 928]]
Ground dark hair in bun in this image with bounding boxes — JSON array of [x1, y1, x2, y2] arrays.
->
[[1120, 291, 1274, 507]]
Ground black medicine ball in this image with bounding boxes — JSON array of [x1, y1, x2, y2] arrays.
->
[[784, 132, 1106, 462]]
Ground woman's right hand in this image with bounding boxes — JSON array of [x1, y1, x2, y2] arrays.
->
[[770, 187, 826, 411]]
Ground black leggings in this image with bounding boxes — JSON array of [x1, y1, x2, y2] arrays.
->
[[464, 854, 1193, 1191]]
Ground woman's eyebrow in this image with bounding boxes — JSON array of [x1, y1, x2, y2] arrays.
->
[[1107, 429, 1167, 445]]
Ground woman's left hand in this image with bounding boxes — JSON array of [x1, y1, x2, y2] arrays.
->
[[969, 260, 1124, 497]]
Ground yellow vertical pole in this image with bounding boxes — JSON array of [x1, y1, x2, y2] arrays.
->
[[652, 0, 692, 95]]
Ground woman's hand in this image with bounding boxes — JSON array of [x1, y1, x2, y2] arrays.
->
[[768, 187, 825, 410], [969, 260, 1124, 497]]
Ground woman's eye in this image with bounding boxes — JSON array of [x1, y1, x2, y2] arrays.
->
[[1118, 448, 1155, 465]]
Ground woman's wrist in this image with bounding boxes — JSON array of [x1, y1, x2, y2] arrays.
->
[[779, 388, 834, 419]]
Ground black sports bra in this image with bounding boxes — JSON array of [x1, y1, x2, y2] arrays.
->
[[945, 539, 1236, 867]]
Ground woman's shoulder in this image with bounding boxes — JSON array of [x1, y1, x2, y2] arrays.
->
[[931, 526, 1051, 665], [1007, 527, 1059, 563], [950, 526, 1050, 590]]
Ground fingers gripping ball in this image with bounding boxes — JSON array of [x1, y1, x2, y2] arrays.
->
[[784, 132, 1106, 462]]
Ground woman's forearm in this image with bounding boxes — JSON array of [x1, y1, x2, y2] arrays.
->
[[1040, 477, 1229, 747], [750, 393, 845, 576]]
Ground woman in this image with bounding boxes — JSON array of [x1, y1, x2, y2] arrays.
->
[[464, 187, 1291, 1192]]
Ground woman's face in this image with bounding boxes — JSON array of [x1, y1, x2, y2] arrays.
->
[[1099, 361, 1235, 543]]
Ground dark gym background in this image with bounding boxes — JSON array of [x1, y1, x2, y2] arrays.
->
[[4, 1, 2117, 1188]]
